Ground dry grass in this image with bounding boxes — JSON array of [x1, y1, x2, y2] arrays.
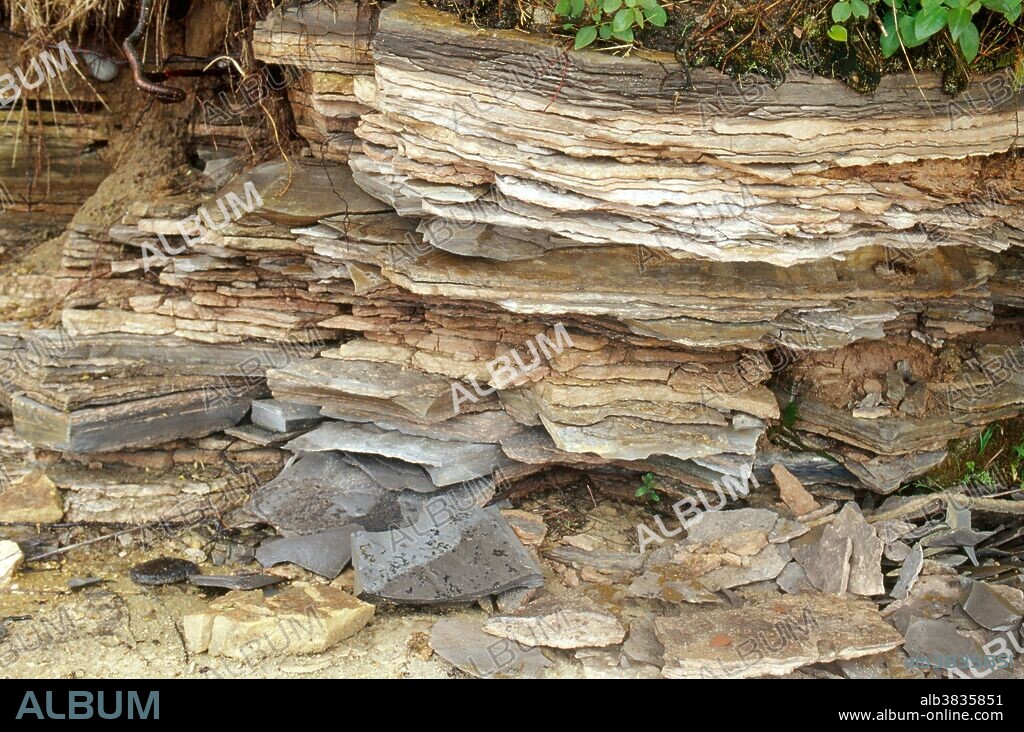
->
[[2, 0, 126, 46]]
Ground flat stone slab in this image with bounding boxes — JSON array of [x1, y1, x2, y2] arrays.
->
[[245, 452, 401, 533], [482, 592, 626, 649], [184, 583, 374, 661], [286, 421, 513, 487], [429, 618, 552, 678], [188, 573, 284, 591], [256, 525, 362, 579], [959, 581, 1023, 632], [0, 470, 64, 523], [352, 506, 542, 604], [656, 593, 904, 678], [0, 540, 23, 588], [251, 399, 324, 433]]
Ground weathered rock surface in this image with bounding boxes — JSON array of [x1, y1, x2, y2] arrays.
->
[[183, 584, 374, 661], [656, 594, 904, 678], [429, 618, 552, 678], [482, 592, 626, 649], [352, 507, 543, 604], [0, 540, 23, 589]]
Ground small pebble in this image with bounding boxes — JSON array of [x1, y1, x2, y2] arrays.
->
[[129, 558, 199, 586]]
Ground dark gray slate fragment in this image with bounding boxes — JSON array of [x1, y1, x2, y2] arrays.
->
[[890, 542, 924, 600], [429, 618, 551, 678], [256, 525, 362, 579], [352, 506, 543, 604], [251, 399, 324, 433], [129, 558, 199, 586], [67, 577, 105, 591], [187, 573, 284, 591], [244, 452, 401, 533], [960, 581, 1023, 631]]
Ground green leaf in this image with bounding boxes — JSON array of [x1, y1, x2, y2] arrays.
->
[[899, 12, 926, 47], [922, 0, 944, 9], [574, 24, 598, 48], [633, 6, 644, 26], [914, 6, 949, 39], [612, 25, 634, 42], [592, 10, 602, 20], [968, 0, 981, 9], [828, 23, 849, 41], [781, 399, 800, 429], [570, 0, 585, 16], [980, 0, 1015, 14], [554, 0, 572, 15], [880, 11, 901, 56], [646, 4, 668, 25], [599, 23, 613, 38], [851, 0, 870, 18], [562, 22, 574, 30], [958, 20, 980, 61], [639, 0, 661, 9], [947, 7, 971, 39], [612, 7, 633, 31], [626, 0, 638, 6], [832, 1, 853, 22], [603, 0, 622, 13]]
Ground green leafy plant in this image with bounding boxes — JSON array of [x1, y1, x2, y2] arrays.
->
[[781, 398, 801, 429], [555, 0, 668, 50], [635, 472, 661, 502], [829, 0, 1022, 63], [978, 424, 998, 455], [963, 460, 996, 485]]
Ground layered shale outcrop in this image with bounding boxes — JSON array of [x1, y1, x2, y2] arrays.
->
[[1, 0, 1022, 543]]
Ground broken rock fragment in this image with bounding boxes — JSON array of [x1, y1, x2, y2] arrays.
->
[[792, 502, 884, 596], [656, 593, 904, 678], [352, 506, 543, 604], [184, 583, 374, 661], [0, 470, 64, 523], [256, 525, 362, 579], [770, 463, 819, 516], [0, 540, 23, 589], [429, 618, 552, 678], [959, 581, 1023, 632], [482, 592, 626, 649]]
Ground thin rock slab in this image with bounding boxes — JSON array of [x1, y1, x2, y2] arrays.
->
[[183, 583, 374, 662], [244, 452, 401, 534], [429, 618, 552, 678], [655, 593, 904, 679], [352, 506, 543, 604], [0, 470, 63, 523], [250, 399, 324, 433], [256, 525, 362, 579], [960, 581, 1023, 632], [890, 543, 925, 600], [482, 592, 626, 649], [770, 463, 819, 516], [286, 420, 514, 487], [0, 540, 23, 589], [187, 573, 285, 591]]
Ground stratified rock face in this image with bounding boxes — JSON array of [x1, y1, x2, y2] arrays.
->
[[1, 0, 1020, 538]]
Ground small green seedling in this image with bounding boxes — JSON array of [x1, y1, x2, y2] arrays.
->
[[978, 424, 997, 455], [554, 0, 669, 50], [636, 472, 661, 502]]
